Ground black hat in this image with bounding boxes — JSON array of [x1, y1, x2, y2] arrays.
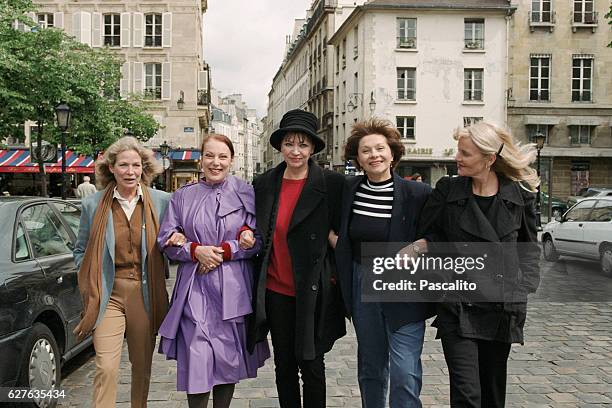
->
[[269, 109, 325, 154]]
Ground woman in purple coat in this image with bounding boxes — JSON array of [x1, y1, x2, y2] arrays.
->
[[157, 134, 270, 408]]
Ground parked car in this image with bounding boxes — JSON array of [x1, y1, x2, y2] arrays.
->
[[0, 197, 91, 407], [567, 187, 612, 207], [540, 192, 568, 218], [542, 197, 612, 276]]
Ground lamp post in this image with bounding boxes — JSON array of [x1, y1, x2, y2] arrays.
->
[[368, 91, 377, 115], [534, 131, 546, 229], [55, 103, 71, 200], [160, 140, 170, 191]]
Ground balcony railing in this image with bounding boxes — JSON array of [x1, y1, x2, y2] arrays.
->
[[464, 39, 484, 50], [572, 11, 598, 32], [197, 90, 209, 106], [397, 36, 416, 49], [529, 11, 556, 32]]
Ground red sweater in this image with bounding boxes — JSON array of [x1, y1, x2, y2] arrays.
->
[[266, 178, 306, 297]]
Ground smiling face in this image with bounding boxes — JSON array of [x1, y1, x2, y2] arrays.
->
[[280, 132, 314, 171], [356, 134, 393, 181], [109, 150, 142, 193], [201, 138, 233, 183], [455, 136, 493, 178]]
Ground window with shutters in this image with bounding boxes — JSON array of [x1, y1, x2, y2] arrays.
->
[[104, 14, 120, 47], [37, 13, 54, 28], [529, 55, 551, 101], [145, 13, 162, 47], [397, 68, 416, 100], [464, 69, 483, 101], [397, 116, 416, 140], [571, 56, 593, 102], [144, 63, 162, 100]]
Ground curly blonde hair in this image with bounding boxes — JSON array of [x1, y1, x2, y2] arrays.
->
[[454, 122, 540, 192], [95, 136, 162, 189]]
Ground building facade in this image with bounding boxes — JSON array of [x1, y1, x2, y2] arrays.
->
[[330, 0, 515, 184], [31, 0, 211, 188], [264, 1, 361, 170], [507, 0, 612, 204], [210, 91, 262, 182]]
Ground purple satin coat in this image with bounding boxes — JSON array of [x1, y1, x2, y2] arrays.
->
[[156, 176, 269, 393]]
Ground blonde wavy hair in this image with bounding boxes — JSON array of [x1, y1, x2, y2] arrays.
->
[[453, 122, 540, 192], [95, 136, 162, 189]]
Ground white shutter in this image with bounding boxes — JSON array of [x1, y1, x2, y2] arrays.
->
[[120, 12, 131, 47], [161, 62, 171, 100], [81, 12, 91, 46], [26, 12, 36, 27], [120, 62, 130, 98], [72, 12, 81, 41], [92, 12, 102, 47], [133, 12, 144, 48], [162, 12, 172, 47], [198, 70, 208, 91], [133, 62, 144, 94], [54, 12, 64, 29]]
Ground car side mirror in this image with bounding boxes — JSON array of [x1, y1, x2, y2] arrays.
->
[[555, 215, 563, 222]]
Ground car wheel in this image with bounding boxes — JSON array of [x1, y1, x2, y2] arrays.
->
[[17, 323, 60, 408], [543, 236, 559, 262], [601, 245, 612, 277]]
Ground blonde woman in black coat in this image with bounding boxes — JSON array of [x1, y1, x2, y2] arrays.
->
[[414, 122, 541, 408]]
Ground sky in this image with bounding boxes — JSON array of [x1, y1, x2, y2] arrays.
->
[[203, 0, 312, 117]]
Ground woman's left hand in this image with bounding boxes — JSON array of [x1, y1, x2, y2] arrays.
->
[[239, 229, 256, 250], [328, 230, 338, 249], [165, 232, 187, 247]]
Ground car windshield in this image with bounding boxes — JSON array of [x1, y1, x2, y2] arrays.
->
[[583, 190, 600, 197]]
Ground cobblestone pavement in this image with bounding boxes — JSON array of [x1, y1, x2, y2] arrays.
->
[[58, 257, 612, 408]]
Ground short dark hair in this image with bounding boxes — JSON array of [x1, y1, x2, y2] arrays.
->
[[201, 134, 235, 158], [344, 117, 405, 171], [411, 172, 421, 179]]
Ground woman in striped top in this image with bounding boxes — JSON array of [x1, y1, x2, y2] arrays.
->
[[334, 118, 434, 408]]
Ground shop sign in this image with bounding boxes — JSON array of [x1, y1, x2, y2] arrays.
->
[[406, 147, 433, 155]]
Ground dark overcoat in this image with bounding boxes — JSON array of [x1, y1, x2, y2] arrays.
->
[[247, 159, 346, 360], [417, 175, 540, 344], [335, 173, 435, 331]]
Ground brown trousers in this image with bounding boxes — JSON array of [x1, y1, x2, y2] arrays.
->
[[92, 278, 155, 408]]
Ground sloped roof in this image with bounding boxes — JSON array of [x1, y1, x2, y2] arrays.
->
[[364, 0, 513, 10]]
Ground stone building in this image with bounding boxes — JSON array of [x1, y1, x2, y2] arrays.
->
[[329, 0, 515, 184], [265, 1, 361, 170], [507, 0, 612, 202], [210, 91, 262, 182], [30, 0, 211, 189]]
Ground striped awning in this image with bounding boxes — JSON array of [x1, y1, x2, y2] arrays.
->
[[0, 149, 95, 173], [155, 150, 201, 161]]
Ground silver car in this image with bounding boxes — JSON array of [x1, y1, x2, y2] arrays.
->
[[542, 197, 612, 276], [567, 187, 612, 207]]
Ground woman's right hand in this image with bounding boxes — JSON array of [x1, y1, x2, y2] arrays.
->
[[194, 245, 224, 273]]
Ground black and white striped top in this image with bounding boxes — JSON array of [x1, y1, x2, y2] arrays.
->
[[349, 177, 395, 261], [352, 178, 394, 218]]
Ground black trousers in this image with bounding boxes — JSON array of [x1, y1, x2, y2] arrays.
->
[[441, 332, 511, 408], [265, 290, 326, 408]]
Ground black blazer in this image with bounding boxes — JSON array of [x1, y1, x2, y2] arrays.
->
[[417, 175, 540, 343], [335, 173, 435, 331], [247, 159, 346, 360]]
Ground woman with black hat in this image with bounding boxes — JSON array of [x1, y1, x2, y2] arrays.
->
[[247, 109, 346, 407]]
